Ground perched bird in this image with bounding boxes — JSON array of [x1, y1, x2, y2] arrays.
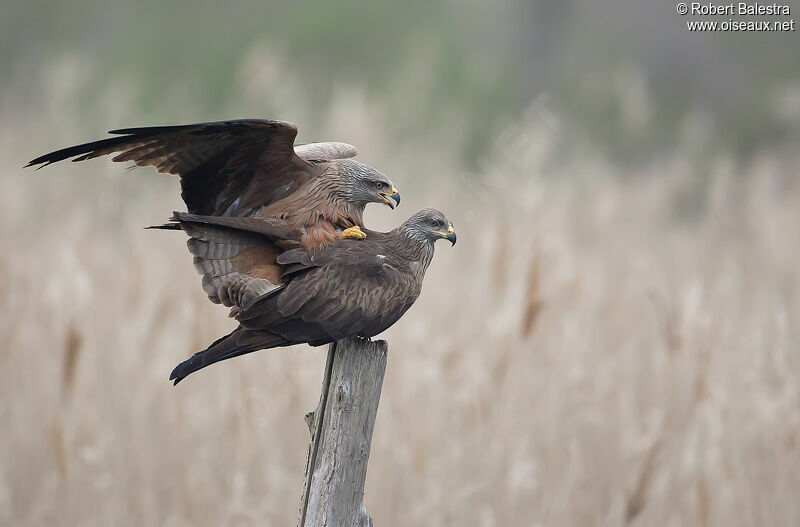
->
[[164, 208, 456, 384], [26, 119, 401, 247]]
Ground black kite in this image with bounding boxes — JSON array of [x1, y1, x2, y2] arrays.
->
[[27, 119, 400, 248], [164, 208, 456, 384]]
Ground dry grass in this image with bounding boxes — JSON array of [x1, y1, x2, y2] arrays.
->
[[2, 78, 800, 526]]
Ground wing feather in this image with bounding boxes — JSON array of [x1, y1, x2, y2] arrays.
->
[[294, 142, 357, 163], [28, 119, 316, 215]]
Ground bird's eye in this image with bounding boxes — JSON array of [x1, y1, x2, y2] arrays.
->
[[375, 182, 384, 189], [430, 220, 438, 228]]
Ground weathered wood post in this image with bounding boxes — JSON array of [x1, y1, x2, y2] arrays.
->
[[298, 337, 388, 527]]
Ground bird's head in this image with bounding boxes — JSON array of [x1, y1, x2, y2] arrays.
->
[[401, 209, 457, 246], [343, 160, 401, 210]]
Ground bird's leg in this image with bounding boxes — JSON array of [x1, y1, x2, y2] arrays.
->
[[340, 226, 367, 240]]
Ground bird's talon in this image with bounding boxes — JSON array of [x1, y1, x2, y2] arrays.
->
[[340, 226, 367, 240]]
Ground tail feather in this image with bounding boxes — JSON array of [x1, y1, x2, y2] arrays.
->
[[169, 211, 303, 242], [170, 327, 287, 385]]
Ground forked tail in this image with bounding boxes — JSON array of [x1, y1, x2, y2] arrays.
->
[[170, 327, 287, 385]]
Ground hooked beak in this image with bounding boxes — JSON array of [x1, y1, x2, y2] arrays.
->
[[379, 187, 401, 209], [435, 225, 457, 246]]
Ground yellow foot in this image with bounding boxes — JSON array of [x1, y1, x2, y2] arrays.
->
[[340, 226, 367, 240]]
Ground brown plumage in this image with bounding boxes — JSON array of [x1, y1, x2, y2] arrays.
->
[[165, 209, 456, 384], [28, 119, 401, 306], [27, 119, 398, 223]]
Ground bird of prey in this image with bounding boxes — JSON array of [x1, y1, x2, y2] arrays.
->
[[163, 208, 456, 384], [26, 119, 401, 248]]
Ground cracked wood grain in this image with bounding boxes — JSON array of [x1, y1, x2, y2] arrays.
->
[[299, 337, 388, 527]]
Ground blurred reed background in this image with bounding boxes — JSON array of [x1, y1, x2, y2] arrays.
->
[[1, 1, 799, 525]]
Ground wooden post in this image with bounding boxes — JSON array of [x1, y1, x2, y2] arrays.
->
[[298, 337, 388, 527]]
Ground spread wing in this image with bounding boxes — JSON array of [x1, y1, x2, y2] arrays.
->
[[28, 119, 357, 216]]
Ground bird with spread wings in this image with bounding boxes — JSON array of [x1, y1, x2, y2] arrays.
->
[[28, 119, 402, 310], [27, 119, 400, 246], [161, 208, 456, 384]]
